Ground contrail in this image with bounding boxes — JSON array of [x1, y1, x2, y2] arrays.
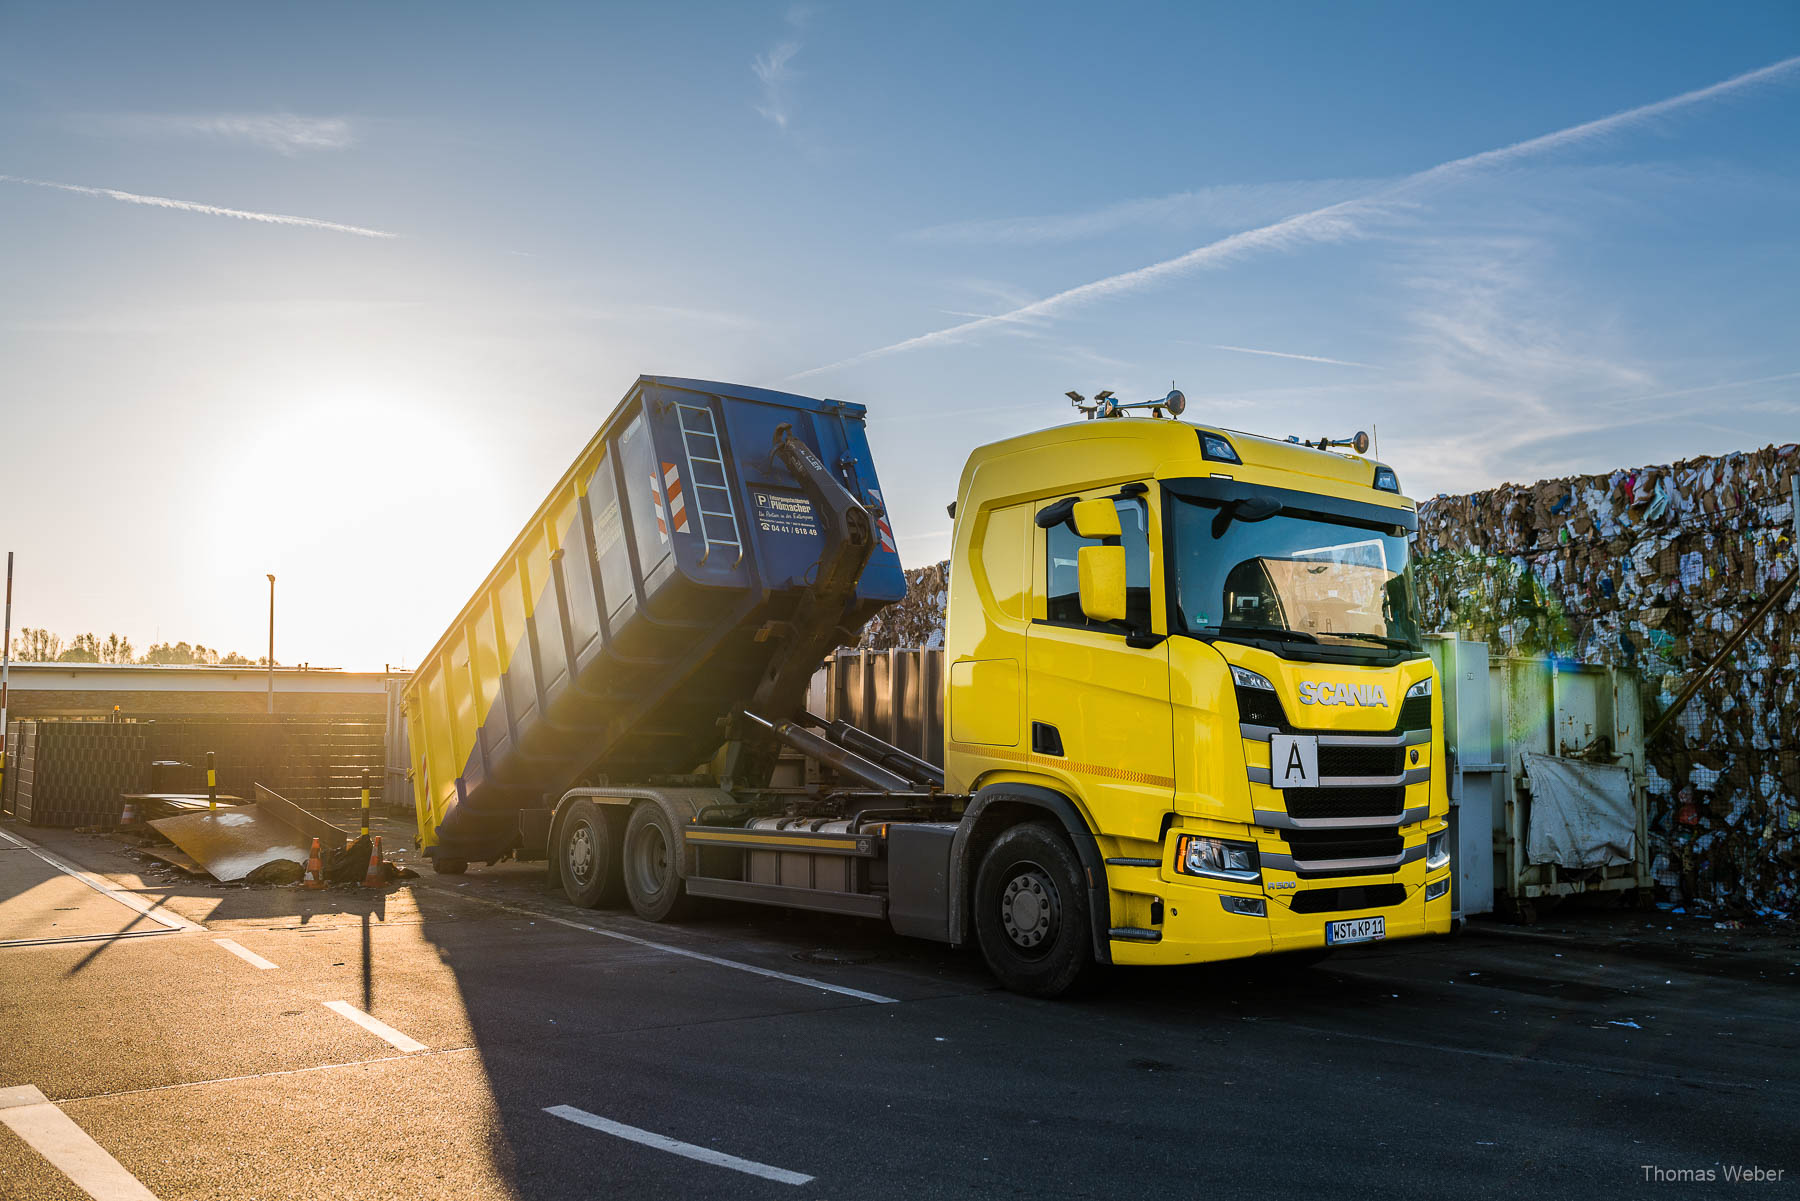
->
[[0, 175, 396, 238], [788, 54, 1800, 381], [1208, 344, 1383, 370]]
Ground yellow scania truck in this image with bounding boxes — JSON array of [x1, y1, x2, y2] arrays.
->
[[406, 376, 1450, 996]]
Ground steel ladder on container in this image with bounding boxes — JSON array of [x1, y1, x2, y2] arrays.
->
[[673, 402, 745, 566]]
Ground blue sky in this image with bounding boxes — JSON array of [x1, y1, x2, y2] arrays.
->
[[2, 2, 1796, 669]]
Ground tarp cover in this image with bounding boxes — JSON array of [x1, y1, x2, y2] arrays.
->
[[1523, 752, 1636, 869]]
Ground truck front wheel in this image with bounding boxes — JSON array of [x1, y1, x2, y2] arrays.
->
[[623, 803, 691, 922], [558, 799, 626, 908], [973, 822, 1099, 998]]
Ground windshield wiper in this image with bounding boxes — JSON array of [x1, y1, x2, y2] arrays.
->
[[1219, 625, 1320, 644], [1324, 631, 1418, 650]]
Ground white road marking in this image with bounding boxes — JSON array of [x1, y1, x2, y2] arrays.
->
[[546, 1105, 814, 1186], [0, 827, 202, 932], [212, 938, 277, 970], [438, 890, 899, 1004], [0, 1085, 159, 1201], [322, 1000, 428, 1052]]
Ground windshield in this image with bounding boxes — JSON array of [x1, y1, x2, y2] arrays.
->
[[1167, 491, 1423, 653]]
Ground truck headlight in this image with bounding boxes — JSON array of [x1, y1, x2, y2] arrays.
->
[[1406, 677, 1431, 699], [1231, 665, 1275, 692], [1176, 835, 1259, 882], [1426, 829, 1450, 870]]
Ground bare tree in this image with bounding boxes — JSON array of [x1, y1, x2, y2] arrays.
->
[[100, 633, 134, 663]]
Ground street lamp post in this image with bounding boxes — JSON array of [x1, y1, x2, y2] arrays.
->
[[266, 573, 276, 715]]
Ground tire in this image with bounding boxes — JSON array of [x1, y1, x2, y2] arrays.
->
[[558, 800, 626, 909], [432, 856, 468, 876], [622, 802, 691, 922], [973, 822, 1099, 998]]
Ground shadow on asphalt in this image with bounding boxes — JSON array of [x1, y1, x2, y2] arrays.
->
[[401, 862, 1433, 1193]]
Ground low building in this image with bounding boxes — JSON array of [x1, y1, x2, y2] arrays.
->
[[0, 662, 401, 720]]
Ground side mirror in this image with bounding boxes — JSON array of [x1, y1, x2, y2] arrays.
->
[[1077, 545, 1127, 623], [1070, 498, 1121, 539]]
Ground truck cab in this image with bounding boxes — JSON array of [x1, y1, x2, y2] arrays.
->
[[945, 416, 1451, 990]]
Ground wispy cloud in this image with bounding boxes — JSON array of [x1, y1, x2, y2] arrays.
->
[[0, 175, 396, 238], [1595, 369, 1800, 408], [790, 54, 1800, 381], [753, 7, 810, 130], [563, 302, 759, 330], [92, 113, 355, 155], [1202, 343, 1384, 370], [913, 177, 1384, 246]]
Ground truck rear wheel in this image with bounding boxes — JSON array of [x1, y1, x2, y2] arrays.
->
[[559, 799, 626, 908], [973, 822, 1098, 998], [623, 803, 691, 922]]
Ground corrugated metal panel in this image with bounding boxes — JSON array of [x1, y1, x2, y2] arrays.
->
[[821, 648, 945, 769]]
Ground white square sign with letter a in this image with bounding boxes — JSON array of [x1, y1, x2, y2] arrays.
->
[[1270, 734, 1319, 789]]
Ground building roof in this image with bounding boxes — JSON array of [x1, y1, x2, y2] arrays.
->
[[0, 662, 405, 694]]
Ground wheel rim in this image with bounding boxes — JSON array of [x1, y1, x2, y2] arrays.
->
[[999, 862, 1060, 958], [629, 821, 670, 898], [566, 820, 595, 886]]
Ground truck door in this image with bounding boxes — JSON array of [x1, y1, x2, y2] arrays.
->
[[1026, 489, 1174, 843]]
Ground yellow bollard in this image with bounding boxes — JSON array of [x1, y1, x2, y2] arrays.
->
[[206, 750, 217, 810], [360, 770, 371, 839]]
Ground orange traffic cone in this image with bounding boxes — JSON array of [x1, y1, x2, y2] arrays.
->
[[361, 835, 385, 889], [303, 837, 325, 889], [117, 800, 137, 829]]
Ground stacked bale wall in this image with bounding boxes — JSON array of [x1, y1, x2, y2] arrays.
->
[[1415, 443, 1798, 918]]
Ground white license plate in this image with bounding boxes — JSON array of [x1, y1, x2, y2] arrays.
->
[[1326, 916, 1385, 945], [1268, 734, 1319, 789]]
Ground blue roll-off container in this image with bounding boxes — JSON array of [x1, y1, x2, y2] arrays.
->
[[405, 376, 905, 862]]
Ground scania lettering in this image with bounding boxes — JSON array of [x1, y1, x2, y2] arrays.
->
[[405, 377, 1451, 997], [1298, 681, 1390, 706]]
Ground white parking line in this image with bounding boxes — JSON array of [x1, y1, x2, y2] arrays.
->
[[0, 826, 202, 932], [0, 1084, 159, 1200], [546, 1104, 813, 1186], [212, 938, 278, 970], [439, 889, 900, 1004], [322, 1000, 428, 1053]]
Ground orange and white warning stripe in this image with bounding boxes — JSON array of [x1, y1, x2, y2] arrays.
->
[[651, 461, 688, 543]]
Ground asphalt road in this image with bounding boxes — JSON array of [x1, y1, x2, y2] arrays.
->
[[1, 816, 1794, 1201]]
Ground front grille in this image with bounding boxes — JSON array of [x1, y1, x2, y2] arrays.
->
[[1399, 694, 1430, 730], [1284, 828, 1404, 861], [1317, 744, 1404, 778], [1282, 786, 1404, 820], [1290, 883, 1407, 913]]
